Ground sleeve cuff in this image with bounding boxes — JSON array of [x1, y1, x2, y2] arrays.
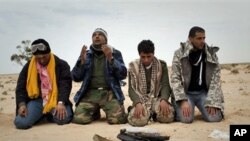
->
[[18, 102, 26, 108]]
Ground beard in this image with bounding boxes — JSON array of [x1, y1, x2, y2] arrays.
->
[[192, 43, 205, 51], [93, 43, 102, 48]]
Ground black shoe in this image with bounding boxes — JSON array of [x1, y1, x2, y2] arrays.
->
[[151, 113, 157, 122], [92, 107, 101, 121]]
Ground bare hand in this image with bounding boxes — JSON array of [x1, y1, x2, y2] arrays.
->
[[55, 103, 67, 120], [134, 103, 145, 119], [18, 105, 28, 117], [180, 100, 191, 118], [80, 45, 87, 64], [206, 107, 218, 116], [159, 100, 171, 116], [101, 45, 113, 62]]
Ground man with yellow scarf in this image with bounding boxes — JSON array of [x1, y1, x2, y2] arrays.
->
[[14, 39, 73, 129]]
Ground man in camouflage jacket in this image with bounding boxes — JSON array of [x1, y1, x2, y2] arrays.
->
[[171, 26, 224, 123]]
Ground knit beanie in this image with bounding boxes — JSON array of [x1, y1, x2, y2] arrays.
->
[[92, 28, 108, 43], [31, 39, 51, 55]]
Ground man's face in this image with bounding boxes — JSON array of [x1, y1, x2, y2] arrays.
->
[[139, 52, 154, 67], [189, 32, 206, 50], [92, 32, 106, 47], [35, 54, 50, 66]]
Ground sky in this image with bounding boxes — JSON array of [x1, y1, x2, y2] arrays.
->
[[0, 0, 250, 74]]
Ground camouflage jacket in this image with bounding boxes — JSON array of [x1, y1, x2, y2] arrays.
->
[[171, 41, 224, 111]]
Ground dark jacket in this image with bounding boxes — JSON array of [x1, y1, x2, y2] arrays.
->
[[15, 55, 72, 113], [71, 46, 127, 105]]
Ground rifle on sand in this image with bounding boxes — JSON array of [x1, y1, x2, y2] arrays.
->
[[117, 129, 170, 141]]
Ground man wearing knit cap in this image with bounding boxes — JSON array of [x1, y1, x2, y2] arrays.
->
[[14, 39, 73, 129], [72, 28, 127, 124], [93, 28, 108, 43]]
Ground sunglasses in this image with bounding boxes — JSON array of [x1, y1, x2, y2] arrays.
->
[[31, 43, 47, 53]]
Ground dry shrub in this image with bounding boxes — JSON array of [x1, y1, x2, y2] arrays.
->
[[221, 64, 231, 71], [2, 91, 7, 95], [0, 97, 6, 101], [231, 63, 238, 68], [231, 69, 239, 74], [246, 65, 250, 70]]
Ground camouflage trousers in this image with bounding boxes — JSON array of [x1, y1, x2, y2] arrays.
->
[[128, 99, 175, 127], [73, 89, 127, 124]]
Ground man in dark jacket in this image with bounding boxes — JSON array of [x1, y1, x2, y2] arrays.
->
[[14, 39, 73, 129], [71, 28, 127, 124]]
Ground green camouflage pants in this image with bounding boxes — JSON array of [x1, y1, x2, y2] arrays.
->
[[128, 99, 174, 126], [73, 89, 127, 124]]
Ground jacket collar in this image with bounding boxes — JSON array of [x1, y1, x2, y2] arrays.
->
[[180, 40, 220, 64]]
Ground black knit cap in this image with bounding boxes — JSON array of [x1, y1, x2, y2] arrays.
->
[[31, 39, 51, 55]]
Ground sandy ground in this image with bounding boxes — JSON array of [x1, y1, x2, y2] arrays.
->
[[1, 63, 250, 141]]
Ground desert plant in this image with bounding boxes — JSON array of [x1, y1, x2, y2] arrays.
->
[[231, 63, 238, 68], [246, 65, 250, 70], [2, 91, 7, 95], [231, 69, 239, 74], [10, 40, 32, 66], [0, 97, 6, 101], [221, 64, 231, 71]]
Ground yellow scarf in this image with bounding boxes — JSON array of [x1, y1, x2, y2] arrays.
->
[[26, 53, 58, 114]]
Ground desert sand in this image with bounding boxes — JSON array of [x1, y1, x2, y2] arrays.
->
[[1, 63, 250, 141]]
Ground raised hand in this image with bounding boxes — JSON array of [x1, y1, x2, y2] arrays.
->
[[80, 45, 87, 65], [101, 44, 113, 62]]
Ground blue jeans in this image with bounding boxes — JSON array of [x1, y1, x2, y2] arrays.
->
[[14, 98, 73, 129], [174, 90, 223, 123]]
